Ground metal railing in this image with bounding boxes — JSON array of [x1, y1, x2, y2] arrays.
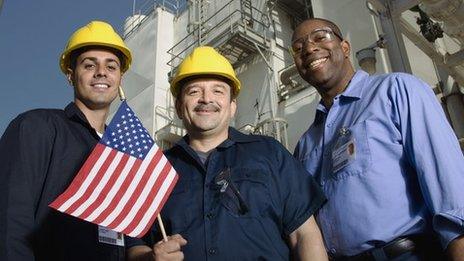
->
[[166, 0, 270, 72], [123, 0, 188, 39], [254, 117, 289, 148]]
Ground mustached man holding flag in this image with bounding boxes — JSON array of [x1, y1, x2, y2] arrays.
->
[[126, 46, 329, 261], [0, 21, 133, 260]]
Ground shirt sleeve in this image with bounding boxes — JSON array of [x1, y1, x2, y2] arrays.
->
[[0, 113, 55, 260], [391, 74, 464, 248], [272, 139, 326, 235]]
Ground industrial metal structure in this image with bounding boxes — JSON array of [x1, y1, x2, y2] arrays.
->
[[117, 0, 464, 151]]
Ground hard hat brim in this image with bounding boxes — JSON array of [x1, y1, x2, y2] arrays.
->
[[60, 42, 132, 74], [170, 71, 241, 98]]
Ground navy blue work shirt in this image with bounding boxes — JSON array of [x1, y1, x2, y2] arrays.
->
[[127, 128, 325, 260], [0, 103, 125, 261]]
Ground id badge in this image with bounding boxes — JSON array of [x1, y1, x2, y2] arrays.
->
[[332, 127, 356, 173], [98, 225, 124, 246]]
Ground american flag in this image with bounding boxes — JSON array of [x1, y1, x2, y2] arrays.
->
[[49, 101, 178, 238]]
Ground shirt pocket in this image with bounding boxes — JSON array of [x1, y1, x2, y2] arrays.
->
[[224, 167, 272, 218], [299, 147, 321, 176], [329, 121, 372, 180]]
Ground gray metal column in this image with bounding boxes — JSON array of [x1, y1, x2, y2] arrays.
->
[[377, 0, 412, 72]]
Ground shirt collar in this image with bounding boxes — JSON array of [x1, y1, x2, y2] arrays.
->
[[64, 102, 94, 130], [316, 70, 369, 114], [338, 70, 369, 100]]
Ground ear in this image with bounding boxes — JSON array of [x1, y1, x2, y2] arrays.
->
[[230, 98, 237, 118], [66, 68, 74, 86], [341, 40, 351, 58]]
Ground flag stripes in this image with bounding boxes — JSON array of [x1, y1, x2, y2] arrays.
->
[[49, 101, 178, 238]]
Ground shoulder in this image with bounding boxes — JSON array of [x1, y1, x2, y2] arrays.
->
[[6, 108, 65, 137], [242, 133, 287, 152], [367, 72, 430, 91]]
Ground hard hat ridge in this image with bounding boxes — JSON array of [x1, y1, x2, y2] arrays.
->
[[170, 46, 241, 97], [60, 20, 132, 74]]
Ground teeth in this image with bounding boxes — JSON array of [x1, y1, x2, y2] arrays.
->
[[94, 84, 109, 88], [309, 58, 327, 68]]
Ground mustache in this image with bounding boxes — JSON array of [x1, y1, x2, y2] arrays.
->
[[194, 104, 220, 112]]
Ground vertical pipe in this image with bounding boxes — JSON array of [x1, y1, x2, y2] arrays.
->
[[378, 0, 412, 72]]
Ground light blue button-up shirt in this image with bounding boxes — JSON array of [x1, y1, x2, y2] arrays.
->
[[294, 70, 464, 256]]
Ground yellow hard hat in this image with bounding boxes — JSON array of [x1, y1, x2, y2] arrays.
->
[[60, 21, 132, 74], [170, 46, 241, 97]]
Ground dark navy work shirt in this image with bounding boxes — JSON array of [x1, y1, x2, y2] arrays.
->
[[0, 103, 125, 261], [127, 128, 325, 260]]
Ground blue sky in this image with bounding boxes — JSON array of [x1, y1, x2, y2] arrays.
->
[[0, 0, 134, 135]]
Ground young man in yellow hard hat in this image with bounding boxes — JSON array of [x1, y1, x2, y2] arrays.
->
[[0, 21, 131, 260], [126, 46, 328, 261]]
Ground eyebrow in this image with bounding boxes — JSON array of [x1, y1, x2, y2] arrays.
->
[[186, 82, 229, 89], [80, 57, 120, 66]]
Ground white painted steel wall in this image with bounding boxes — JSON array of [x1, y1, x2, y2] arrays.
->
[[116, 8, 175, 137]]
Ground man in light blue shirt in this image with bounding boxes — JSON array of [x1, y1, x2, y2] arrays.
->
[[291, 18, 464, 260]]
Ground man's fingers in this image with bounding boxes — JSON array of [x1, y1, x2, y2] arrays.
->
[[169, 234, 187, 246], [154, 234, 187, 255]]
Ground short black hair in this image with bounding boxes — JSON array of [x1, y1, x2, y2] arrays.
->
[[68, 45, 125, 71], [293, 17, 344, 41]]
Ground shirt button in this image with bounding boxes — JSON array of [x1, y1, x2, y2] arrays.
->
[[326, 123, 332, 128], [208, 248, 217, 255], [320, 180, 325, 186], [330, 248, 337, 254], [206, 213, 214, 219]]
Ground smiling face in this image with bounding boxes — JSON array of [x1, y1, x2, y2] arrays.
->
[[176, 78, 236, 140], [292, 19, 353, 97], [67, 48, 122, 112]]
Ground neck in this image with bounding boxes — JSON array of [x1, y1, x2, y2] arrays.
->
[[188, 129, 229, 153], [74, 100, 109, 133], [319, 66, 355, 109]]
